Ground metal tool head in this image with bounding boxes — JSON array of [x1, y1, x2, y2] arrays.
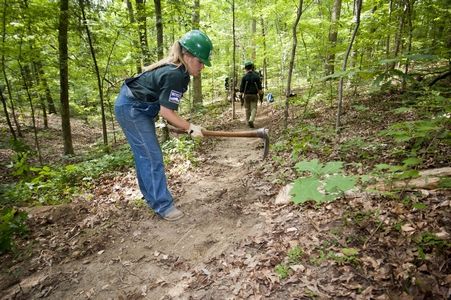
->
[[255, 128, 270, 160]]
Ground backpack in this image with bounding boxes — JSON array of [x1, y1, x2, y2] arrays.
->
[[266, 93, 274, 103]]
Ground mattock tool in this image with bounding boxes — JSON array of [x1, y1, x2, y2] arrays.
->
[[168, 126, 270, 160]]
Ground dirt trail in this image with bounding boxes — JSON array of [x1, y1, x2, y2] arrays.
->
[[2, 105, 275, 299], [3, 101, 450, 299]]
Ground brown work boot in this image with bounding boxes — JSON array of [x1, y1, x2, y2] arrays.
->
[[162, 207, 184, 221]]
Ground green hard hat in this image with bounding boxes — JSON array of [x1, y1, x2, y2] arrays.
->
[[179, 30, 213, 67], [244, 60, 254, 68]]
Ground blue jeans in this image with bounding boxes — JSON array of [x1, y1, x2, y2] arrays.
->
[[114, 85, 174, 217]]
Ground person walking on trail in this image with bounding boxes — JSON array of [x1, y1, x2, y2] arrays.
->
[[114, 30, 213, 221], [239, 60, 263, 128]]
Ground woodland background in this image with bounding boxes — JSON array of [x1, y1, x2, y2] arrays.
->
[[1, 0, 449, 155], [0, 0, 450, 298]]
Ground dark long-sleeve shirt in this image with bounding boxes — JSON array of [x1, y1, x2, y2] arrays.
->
[[240, 71, 262, 95]]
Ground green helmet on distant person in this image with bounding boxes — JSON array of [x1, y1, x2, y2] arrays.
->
[[179, 30, 213, 67], [244, 60, 254, 69]]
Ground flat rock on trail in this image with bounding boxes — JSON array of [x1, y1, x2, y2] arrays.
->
[[2, 106, 275, 299]]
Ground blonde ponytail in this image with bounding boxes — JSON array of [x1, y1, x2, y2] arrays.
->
[[142, 41, 189, 72]]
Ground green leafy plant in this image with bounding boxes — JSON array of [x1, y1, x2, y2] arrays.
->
[[274, 245, 305, 279], [416, 232, 451, 260], [334, 247, 360, 265], [311, 248, 360, 266], [344, 210, 376, 227], [2, 146, 134, 206], [393, 221, 404, 232], [310, 249, 326, 265], [379, 118, 447, 159], [412, 202, 428, 210], [162, 136, 197, 166], [274, 263, 290, 279], [392, 106, 414, 114], [286, 125, 334, 161], [415, 90, 450, 116], [379, 119, 441, 144], [290, 159, 356, 204], [339, 137, 377, 160], [437, 177, 451, 189], [372, 68, 415, 91], [271, 140, 289, 153], [7, 152, 32, 179], [287, 245, 303, 263], [9, 138, 32, 153], [352, 104, 369, 112], [373, 157, 421, 183], [0, 208, 28, 253]]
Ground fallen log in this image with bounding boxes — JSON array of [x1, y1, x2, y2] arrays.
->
[[370, 167, 451, 191]]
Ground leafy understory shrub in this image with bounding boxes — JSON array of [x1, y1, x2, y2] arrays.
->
[[373, 156, 422, 185], [290, 159, 356, 204], [379, 117, 448, 158], [2, 146, 134, 206], [0, 208, 28, 254], [372, 68, 415, 90], [162, 136, 198, 169], [7, 151, 32, 178]]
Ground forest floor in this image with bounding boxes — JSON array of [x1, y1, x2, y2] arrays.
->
[[0, 95, 450, 299]]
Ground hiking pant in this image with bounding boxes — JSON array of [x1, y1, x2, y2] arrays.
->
[[244, 94, 258, 123], [114, 85, 174, 217]]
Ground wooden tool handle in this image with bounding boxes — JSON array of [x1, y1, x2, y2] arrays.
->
[[169, 126, 267, 139]]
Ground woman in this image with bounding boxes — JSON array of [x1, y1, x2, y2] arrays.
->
[[114, 30, 213, 221]]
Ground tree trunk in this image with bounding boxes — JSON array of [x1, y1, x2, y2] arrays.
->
[[35, 61, 57, 114], [385, 0, 393, 69], [103, 31, 121, 144], [1, 73, 22, 137], [325, 0, 342, 76], [59, 0, 74, 155], [20, 63, 42, 164], [402, 0, 415, 90], [284, 0, 303, 129], [154, 0, 163, 60], [391, 1, 405, 70], [79, 0, 108, 147], [192, 0, 202, 109], [0, 85, 16, 140], [261, 17, 268, 90], [1, 0, 22, 137], [135, 0, 151, 66], [251, 18, 257, 61], [20, 0, 53, 126], [335, 0, 362, 133], [232, 0, 236, 119], [154, 0, 169, 142], [30, 62, 49, 129], [38, 92, 49, 129], [126, 0, 142, 73]]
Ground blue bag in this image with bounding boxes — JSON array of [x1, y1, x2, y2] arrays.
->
[[266, 93, 274, 103]]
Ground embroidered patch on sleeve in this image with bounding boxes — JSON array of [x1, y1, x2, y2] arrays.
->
[[168, 90, 183, 104]]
